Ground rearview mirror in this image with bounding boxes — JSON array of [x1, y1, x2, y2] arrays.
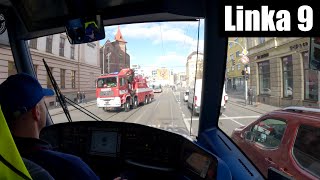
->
[[244, 131, 254, 141], [65, 15, 105, 44]]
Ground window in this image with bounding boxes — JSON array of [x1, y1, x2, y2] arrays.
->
[[303, 51, 318, 101], [236, 51, 240, 57], [8, 61, 17, 76], [71, 70, 76, 89], [258, 61, 271, 95], [251, 119, 287, 148], [230, 54, 234, 61], [33, 64, 38, 77], [258, 37, 265, 44], [97, 77, 117, 88], [237, 63, 241, 70], [70, 45, 75, 59], [29, 39, 37, 49], [59, 36, 65, 56], [119, 77, 126, 86], [293, 125, 320, 178], [234, 37, 238, 42], [282, 56, 293, 98], [229, 42, 233, 48], [60, 69, 65, 89], [231, 66, 234, 71], [119, 53, 123, 63], [47, 67, 54, 89], [46, 35, 53, 53]]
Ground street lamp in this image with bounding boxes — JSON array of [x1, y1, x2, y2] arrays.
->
[[228, 40, 250, 105]]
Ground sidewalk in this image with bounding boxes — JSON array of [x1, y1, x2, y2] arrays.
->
[[228, 96, 279, 114], [49, 100, 96, 116]]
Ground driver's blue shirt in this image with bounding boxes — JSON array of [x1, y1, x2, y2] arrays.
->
[[14, 136, 100, 180]]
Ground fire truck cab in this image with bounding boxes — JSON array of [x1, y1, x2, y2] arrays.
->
[[96, 68, 154, 111]]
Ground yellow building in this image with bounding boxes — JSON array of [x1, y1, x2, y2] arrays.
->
[[226, 37, 247, 91]]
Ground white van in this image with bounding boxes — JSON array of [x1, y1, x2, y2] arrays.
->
[[188, 79, 202, 116], [187, 80, 227, 116], [220, 84, 227, 115]]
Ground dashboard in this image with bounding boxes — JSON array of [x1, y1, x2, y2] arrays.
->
[[40, 121, 227, 180]]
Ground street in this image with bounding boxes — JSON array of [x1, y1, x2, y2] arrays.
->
[[50, 87, 269, 138]]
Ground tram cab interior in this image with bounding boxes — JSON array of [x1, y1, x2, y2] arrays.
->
[[0, 0, 292, 179]]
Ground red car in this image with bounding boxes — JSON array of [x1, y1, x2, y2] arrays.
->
[[231, 106, 320, 180]]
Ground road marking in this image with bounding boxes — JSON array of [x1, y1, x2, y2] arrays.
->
[[184, 117, 199, 121], [183, 118, 192, 134], [219, 115, 260, 120], [221, 114, 245, 126]]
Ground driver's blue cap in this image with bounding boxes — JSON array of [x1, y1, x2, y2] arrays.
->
[[0, 73, 54, 119]]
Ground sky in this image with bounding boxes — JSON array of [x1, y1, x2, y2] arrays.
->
[[99, 20, 205, 73]]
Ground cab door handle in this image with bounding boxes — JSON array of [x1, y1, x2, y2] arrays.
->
[[280, 167, 293, 177], [265, 157, 275, 165]]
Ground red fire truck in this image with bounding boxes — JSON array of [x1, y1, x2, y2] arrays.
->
[[96, 68, 154, 111]]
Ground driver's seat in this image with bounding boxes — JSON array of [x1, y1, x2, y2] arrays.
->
[[0, 105, 54, 180]]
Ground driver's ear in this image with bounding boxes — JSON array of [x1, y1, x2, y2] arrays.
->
[[31, 103, 41, 122]]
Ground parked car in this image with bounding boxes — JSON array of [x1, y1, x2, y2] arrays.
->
[[184, 90, 189, 102], [231, 106, 320, 180], [261, 88, 272, 95]]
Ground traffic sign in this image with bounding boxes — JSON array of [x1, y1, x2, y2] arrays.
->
[[240, 55, 249, 64]]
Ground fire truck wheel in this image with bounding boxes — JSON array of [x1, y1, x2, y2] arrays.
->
[[144, 96, 148, 104], [132, 97, 138, 109], [148, 96, 152, 103], [124, 100, 130, 112], [103, 107, 108, 112]]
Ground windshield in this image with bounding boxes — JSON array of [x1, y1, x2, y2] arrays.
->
[[97, 77, 117, 88], [152, 85, 161, 89], [2, 20, 319, 179]]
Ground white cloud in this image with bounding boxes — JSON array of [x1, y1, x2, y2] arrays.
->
[[155, 52, 186, 67], [103, 22, 204, 51]]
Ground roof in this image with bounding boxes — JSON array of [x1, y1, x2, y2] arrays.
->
[[115, 26, 126, 43], [0, 0, 204, 40], [268, 107, 320, 122]]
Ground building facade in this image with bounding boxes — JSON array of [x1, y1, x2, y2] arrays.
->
[[226, 37, 247, 91], [247, 37, 318, 107], [186, 51, 203, 88], [0, 30, 101, 107], [100, 26, 130, 74]]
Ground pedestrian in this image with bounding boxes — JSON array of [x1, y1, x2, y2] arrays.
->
[[77, 91, 81, 104], [80, 92, 83, 103], [55, 96, 59, 107], [248, 88, 253, 105], [82, 92, 86, 103]]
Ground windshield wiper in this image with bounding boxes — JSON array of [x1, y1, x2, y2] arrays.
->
[[43, 59, 103, 122]]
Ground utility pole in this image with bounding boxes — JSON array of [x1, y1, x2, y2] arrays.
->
[[244, 64, 250, 105]]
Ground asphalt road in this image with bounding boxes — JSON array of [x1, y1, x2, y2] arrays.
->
[[50, 87, 265, 138]]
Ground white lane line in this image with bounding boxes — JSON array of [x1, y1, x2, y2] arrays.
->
[[183, 117, 192, 134], [219, 116, 260, 120], [184, 117, 200, 121], [221, 114, 245, 126]]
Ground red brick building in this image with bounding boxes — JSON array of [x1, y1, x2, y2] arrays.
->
[[100, 26, 130, 73]]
